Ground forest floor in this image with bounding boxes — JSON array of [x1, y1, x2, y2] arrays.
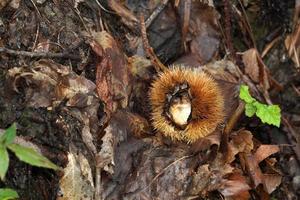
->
[[0, 0, 299, 199]]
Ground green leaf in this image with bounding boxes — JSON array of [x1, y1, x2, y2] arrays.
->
[[0, 146, 9, 180], [7, 144, 59, 170], [0, 123, 16, 146], [245, 103, 256, 117], [254, 102, 281, 127], [0, 188, 19, 200], [239, 85, 256, 103], [239, 84, 281, 127]]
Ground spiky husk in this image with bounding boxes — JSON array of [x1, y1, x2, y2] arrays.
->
[[150, 67, 225, 143]]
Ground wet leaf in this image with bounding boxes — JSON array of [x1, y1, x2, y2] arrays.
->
[[0, 188, 19, 200], [7, 143, 59, 170]]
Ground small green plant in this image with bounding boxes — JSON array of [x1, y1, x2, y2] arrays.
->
[[0, 188, 18, 200], [0, 123, 60, 200], [239, 85, 281, 127]]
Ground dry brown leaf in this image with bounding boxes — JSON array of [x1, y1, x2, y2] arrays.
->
[[243, 153, 264, 187], [219, 172, 250, 199], [108, 0, 138, 30], [263, 174, 282, 194], [190, 130, 221, 152], [227, 130, 254, 163], [242, 48, 270, 93], [90, 31, 131, 116], [58, 150, 94, 200], [7, 59, 96, 108], [97, 124, 115, 174], [254, 145, 280, 163], [243, 48, 260, 83], [242, 144, 281, 194], [182, 2, 220, 64]]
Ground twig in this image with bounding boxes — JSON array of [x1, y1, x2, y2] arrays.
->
[[223, 0, 235, 60], [30, 0, 43, 19], [32, 23, 40, 51], [222, 101, 245, 162], [224, 101, 245, 135], [145, 0, 170, 28], [282, 116, 300, 165], [0, 47, 80, 60], [139, 14, 168, 72], [182, 0, 191, 50], [261, 36, 281, 58], [236, 0, 256, 49], [94, 0, 115, 14]]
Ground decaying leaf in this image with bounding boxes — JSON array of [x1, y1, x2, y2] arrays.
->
[[242, 48, 270, 90], [97, 123, 115, 175], [108, 0, 138, 30], [58, 150, 94, 200], [218, 172, 251, 200], [243, 49, 260, 83], [90, 31, 131, 116], [0, 0, 11, 11], [7, 59, 96, 108], [128, 55, 152, 80], [178, 1, 220, 64], [203, 60, 240, 83], [241, 144, 281, 193], [254, 145, 280, 163], [227, 130, 254, 163]]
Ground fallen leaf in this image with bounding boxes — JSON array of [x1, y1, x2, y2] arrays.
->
[[7, 59, 96, 108], [263, 173, 282, 194], [91, 31, 131, 116], [219, 172, 250, 199], [227, 130, 254, 163], [179, 2, 221, 64], [58, 150, 94, 200], [243, 49, 260, 83], [254, 145, 280, 163]]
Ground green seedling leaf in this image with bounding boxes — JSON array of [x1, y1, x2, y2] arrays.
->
[[239, 85, 256, 103], [0, 123, 16, 146], [255, 102, 281, 127], [0, 146, 9, 180], [239, 84, 281, 127], [7, 144, 59, 170], [0, 188, 19, 200], [245, 103, 256, 117]]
